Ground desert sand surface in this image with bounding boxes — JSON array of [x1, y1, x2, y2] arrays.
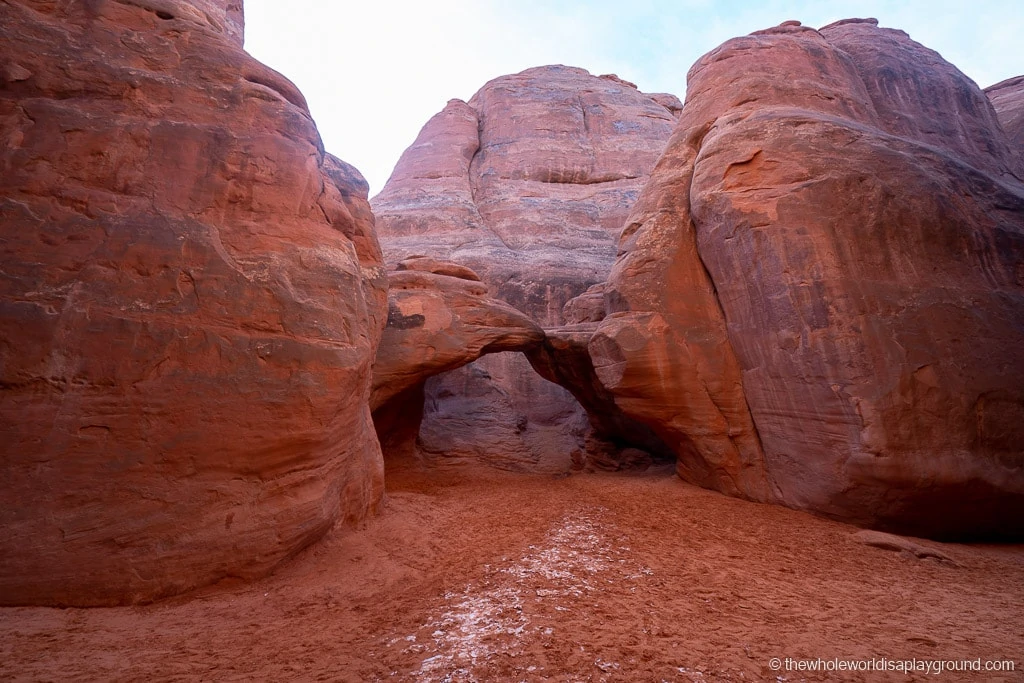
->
[[2, 459, 1022, 682]]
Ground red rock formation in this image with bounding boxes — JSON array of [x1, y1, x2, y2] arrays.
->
[[371, 262, 544, 412], [986, 75, 1024, 150], [124, 0, 245, 45], [370, 261, 544, 466], [372, 66, 680, 470], [599, 19, 1024, 538], [525, 322, 675, 471], [0, 0, 387, 605], [393, 255, 482, 282]]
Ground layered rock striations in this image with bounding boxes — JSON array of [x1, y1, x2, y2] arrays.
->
[[372, 66, 680, 469], [373, 66, 681, 304], [0, 0, 387, 605], [596, 19, 1024, 537], [986, 75, 1024, 150]]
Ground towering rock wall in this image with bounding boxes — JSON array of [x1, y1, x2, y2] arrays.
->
[[594, 19, 1024, 538], [986, 76, 1024, 150], [372, 66, 680, 469], [0, 0, 387, 605]]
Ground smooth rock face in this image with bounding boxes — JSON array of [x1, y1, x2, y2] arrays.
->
[[602, 19, 1024, 538], [372, 66, 678, 469], [986, 75, 1024, 149], [0, 1, 387, 605]]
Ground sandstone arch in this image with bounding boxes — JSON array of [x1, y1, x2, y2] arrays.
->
[[369, 258, 675, 472]]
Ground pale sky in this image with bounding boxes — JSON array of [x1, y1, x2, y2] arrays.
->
[[244, 1, 1024, 195]]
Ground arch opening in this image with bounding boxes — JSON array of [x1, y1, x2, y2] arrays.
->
[[372, 349, 675, 476]]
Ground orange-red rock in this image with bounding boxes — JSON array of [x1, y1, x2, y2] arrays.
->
[[393, 255, 481, 282], [370, 262, 544, 467], [0, 0, 387, 605], [525, 322, 675, 472], [370, 264, 544, 413], [127, 0, 245, 45], [374, 65, 680, 314], [601, 19, 1024, 538], [372, 66, 679, 470]]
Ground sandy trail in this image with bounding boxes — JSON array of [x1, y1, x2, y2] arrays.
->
[[1, 462, 1022, 682], [387, 505, 652, 681]]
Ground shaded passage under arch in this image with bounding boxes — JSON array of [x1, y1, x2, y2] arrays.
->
[[369, 259, 673, 472]]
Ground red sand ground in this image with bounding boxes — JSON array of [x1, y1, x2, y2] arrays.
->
[[1, 460, 1022, 682]]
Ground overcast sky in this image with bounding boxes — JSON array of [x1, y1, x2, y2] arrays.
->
[[244, 1, 1024, 195]]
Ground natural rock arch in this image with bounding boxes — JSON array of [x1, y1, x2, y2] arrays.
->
[[369, 258, 674, 472]]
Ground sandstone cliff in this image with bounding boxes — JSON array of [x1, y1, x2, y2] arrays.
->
[[986, 75, 1024, 150], [590, 19, 1024, 538], [0, 0, 387, 605], [372, 66, 680, 470]]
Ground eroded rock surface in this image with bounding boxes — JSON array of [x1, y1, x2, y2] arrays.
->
[[599, 19, 1024, 538], [372, 65, 679, 470], [852, 530, 958, 565], [371, 261, 543, 411], [525, 323, 675, 471], [370, 260, 546, 468], [117, 0, 245, 45], [0, 0, 387, 605], [986, 75, 1024, 150]]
